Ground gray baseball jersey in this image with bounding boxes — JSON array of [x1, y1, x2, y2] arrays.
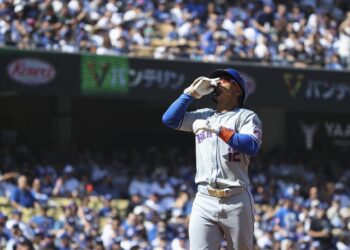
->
[[178, 107, 262, 188], [179, 107, 262, 250]]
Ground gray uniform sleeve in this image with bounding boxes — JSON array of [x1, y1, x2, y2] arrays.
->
[[178, 108, 214, 132], [238, 111, 263, 146]]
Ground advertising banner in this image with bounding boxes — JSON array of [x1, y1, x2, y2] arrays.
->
[[127, 58, 189, 102], [127, 58, 263, 109], [128, 58, 350, 110], [260, 68, 350, 111], [81, 54, 129, 95], [0, 48, 80, 95], [0, 48, 349, 112], [288, 112, 350, 153]]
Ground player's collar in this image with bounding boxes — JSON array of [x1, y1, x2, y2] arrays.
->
[[214, 107, 240, 115]]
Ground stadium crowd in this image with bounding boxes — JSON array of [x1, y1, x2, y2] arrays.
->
[[0, 0, 350, 70], [0, 143, 349, 250]]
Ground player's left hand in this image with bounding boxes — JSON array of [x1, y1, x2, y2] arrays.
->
[[192, 119, 222, 134]]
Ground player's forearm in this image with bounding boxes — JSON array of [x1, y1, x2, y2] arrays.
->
[[219, 128, 260, 156], [162, 93, 194, 129]]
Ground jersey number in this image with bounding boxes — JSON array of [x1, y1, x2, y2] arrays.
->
[[228, 149, 240, 162]]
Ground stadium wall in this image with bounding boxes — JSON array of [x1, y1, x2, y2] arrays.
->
[[0, 48, 349, 153]]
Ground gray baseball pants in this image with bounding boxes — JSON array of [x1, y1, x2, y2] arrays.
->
[[189, 187, 254, 250]]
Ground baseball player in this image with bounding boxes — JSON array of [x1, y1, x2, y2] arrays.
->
[[162, 68, 262, 250]]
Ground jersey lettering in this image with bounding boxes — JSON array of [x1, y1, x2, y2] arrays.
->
[[196, 130, 213, 143]]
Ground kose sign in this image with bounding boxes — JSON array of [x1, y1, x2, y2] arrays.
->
[[7, 58, 56, 85]]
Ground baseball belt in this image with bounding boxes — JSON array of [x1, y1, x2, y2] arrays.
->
[[198, 185, 245, 198]]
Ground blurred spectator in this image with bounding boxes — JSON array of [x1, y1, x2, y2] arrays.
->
[[334, 182, 350, 207], [39, 232, 57, 250], [6, 223, 24, 250], [52, 165, 79, 197], [31, 178, 48, 204], [327, 197, 343, 228], [121, 212, 138, 239], [149, 169, 175, 211], [273, 197, 299, 241], [31, 228, 44, 250], [5, 210, 23, 233], [0, 213, 9, 248], [95, 175, 120, 198], [40, 170, 56, 196], [304, 186, 323, 209], [98, 193, 114, 217], [126, 193, 143, 215], [252, 184, 270, 205], [338, 11, 350, 67], [10, 175, 37, 209], [56, 217, 80, 243], [171, 185, 192, 217], [0, 172, 19, 198], [101, 215, 124, 248], [336, 233, 350, 250], [128, 174, 150, 199], [57, 232, 70, 250], [29, 203, 54, 232], [94, 236, 105, 250], [110, 236, 124, 250], [170, 232, 188, 250], [16, 236, 34, 250], [308, 206, 333, 250], [144, 193, 167, 214]]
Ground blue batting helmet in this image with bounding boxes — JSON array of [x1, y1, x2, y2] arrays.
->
[[209, 68, 248, 106]]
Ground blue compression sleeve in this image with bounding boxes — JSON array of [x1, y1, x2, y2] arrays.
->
[[162, 93, 194, 129], [227, 133, 260, 156]]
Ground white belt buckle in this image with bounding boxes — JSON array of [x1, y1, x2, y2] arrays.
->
[[223, 188, 231, 197]]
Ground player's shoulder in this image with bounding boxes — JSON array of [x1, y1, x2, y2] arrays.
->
[[236, 108, 261, 123], [236, 108, 257, 117]]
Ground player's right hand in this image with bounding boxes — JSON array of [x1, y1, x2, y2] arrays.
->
[[184, 77, 219, 99]]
